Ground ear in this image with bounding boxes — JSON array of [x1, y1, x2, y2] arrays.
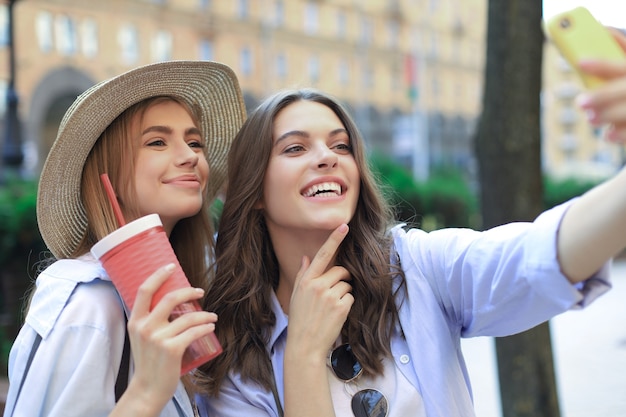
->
[[254, 198, 264, 210]]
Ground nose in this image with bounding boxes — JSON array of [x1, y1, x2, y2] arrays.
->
[[175, 142, 199, 167], [316, 145, 338, 170]]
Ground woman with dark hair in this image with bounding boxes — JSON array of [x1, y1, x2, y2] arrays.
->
[[196, 84, 623, 416]]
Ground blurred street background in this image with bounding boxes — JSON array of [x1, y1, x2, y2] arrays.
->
[[1, 1, 625, 416]]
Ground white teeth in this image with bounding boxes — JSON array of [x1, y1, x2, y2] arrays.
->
[[303, 182, 342, 197]]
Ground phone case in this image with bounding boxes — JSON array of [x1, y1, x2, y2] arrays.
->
[[544, 7, 625, 88]]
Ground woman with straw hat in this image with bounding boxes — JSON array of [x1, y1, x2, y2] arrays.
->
[[4, 61, 246, 417]]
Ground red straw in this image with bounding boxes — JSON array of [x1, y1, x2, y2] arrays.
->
[[100, 173, 126, 227]]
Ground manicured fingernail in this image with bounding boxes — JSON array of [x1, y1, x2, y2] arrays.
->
[[165, 263, 175, 271], [338, 224, 348, 233]]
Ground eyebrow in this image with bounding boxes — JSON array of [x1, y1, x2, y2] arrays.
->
[[142, 126, 202, 136], [275, 128, 348, 144]]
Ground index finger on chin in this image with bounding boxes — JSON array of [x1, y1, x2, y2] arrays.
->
[[306, 224, 349, 278]]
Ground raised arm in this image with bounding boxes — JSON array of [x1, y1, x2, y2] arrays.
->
[[557, 29, 626, 283]]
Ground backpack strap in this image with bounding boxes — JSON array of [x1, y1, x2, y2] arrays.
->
[[6, 333, 42, 417], [115, 313, 130, 402]]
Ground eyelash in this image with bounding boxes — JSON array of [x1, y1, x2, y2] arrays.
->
[[146, 139, 205, 148], [284, 142, 352, 154], [189, 141, 205, 148]]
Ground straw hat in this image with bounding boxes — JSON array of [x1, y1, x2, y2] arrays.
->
[[37, 60, 247, 259]]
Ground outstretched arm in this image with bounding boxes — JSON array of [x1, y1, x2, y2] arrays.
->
[[557, 29, 626, 283]]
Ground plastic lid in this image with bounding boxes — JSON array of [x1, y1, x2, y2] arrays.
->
[[90, 213, 162, 259]]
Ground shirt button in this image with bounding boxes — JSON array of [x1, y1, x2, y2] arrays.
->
[[400, 354, 410, 364]]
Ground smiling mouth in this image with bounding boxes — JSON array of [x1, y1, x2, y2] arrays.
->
[[302, 182, 343, 197]]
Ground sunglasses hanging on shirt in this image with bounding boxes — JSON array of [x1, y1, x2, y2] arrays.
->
[[328, 344, 389, 417]]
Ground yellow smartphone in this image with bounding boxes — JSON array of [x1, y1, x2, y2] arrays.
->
[[544, 6, 625, 88]]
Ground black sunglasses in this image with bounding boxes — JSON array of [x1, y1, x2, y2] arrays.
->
[[328, 344, 389, 417]]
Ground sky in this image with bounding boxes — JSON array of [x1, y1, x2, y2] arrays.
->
[[543, 0, 626, 28]]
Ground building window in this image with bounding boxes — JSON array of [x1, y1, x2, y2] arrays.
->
[[274, 0, 284, 26], [80, 18, 98, 58], [0, 5, 8, 46], [391, 61, 400, 91], [238, 0, 249, 19], [304, 1, 318, 35], [55, 15, 77, 56], [336, 10, 347, 38], [362, 64, 374, 88], [36, 11, 54, 53], [0, 80, 6, 116], [360, 15, 373, 45], [559, 106, 578, 126], [387, 20, 399, 47], [557, 56, 573, 72], [555, 82, 580, 100], [240, 47, 253, 76], [338, 58, 349, 86], [118, 24, 139, 64], [429, 32, 438, 58], [431, 74, 440, 96], [559, 132, 578, 153], [308, 54, 320, 83], [276, 52, 287, 79], [199, 39, 213, 61], [429, 0, 438, 13], [152, 30, 172, 62]]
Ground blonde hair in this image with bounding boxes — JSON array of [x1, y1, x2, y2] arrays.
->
[[74, 96, 215, 290]]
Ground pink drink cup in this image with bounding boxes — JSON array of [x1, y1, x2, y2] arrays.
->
[[91, 213, 222, 375]]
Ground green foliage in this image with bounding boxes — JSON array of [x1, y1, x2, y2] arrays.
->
[[421, 167, 478, 228], [0, 178, 43, 265], [368, 153, 426, 227], [0, 177, 45, 376], [0, 324, 10, 375], [543, 175, 600, 210], [369, 153, 478, 230], [369, 153, 602, 232]]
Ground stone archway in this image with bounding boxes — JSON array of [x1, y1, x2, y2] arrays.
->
[[26, 67, 95, 174]]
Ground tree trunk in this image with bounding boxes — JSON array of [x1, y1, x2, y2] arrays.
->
[[474, 0, 561, 416]]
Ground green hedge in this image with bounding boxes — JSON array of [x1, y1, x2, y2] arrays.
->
[[543, 175, 601, 209], [369, 154, 479, 230], [0, 178, 42, 265], [369, 153, 601, 231]]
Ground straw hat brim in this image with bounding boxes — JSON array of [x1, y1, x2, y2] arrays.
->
[[37, 60, 246, 259]]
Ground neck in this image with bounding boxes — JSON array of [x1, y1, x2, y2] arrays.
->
[[271, 227, 336, 314]]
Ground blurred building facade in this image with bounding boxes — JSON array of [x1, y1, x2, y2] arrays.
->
[[542, 37, 625, 181], [0, 0, 486, 182]]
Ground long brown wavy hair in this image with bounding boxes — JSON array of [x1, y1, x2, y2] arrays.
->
[[196, 89, 405, 395]]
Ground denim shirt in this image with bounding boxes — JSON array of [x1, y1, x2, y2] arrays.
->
[[197, 200, 611, 417]]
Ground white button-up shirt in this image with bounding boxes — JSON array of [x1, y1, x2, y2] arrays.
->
[[5, 254, 196, 417]]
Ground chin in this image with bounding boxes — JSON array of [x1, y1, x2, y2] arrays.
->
[[315, 216, 353, 231]]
